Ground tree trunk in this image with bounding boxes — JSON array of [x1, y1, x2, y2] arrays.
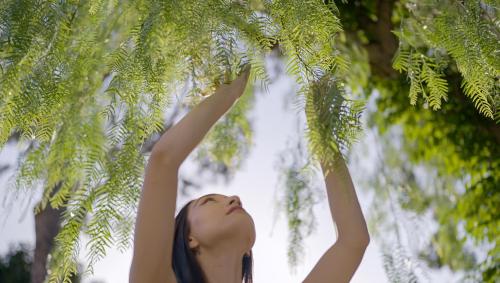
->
[[31, 183, 65, 283]]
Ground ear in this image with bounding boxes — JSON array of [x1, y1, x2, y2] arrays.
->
[[188, 236, 200, 250]]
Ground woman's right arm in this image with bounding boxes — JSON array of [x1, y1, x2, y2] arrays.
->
[[129, 67, 251, 283], [129, 155, 179, 283]]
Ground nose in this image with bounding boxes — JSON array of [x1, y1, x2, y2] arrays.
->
[[228, 195, 242, 207]]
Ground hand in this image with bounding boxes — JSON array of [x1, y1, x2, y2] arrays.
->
[[232, 63, 252, 98], [236, 62, 252, 78]]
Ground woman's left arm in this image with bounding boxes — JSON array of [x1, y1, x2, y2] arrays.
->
[[321, 155, 370, 246], [302, 154, 370, 283]]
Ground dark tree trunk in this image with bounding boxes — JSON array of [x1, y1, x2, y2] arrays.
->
[[31, 183, 65, 283]]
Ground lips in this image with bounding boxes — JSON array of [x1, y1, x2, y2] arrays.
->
[[226, 205, 245, 215]]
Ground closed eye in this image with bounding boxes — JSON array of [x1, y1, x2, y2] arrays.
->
[[203, 197, 215, 204]]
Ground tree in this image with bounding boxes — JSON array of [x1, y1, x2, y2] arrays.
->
[[0, 0, 498, 282]]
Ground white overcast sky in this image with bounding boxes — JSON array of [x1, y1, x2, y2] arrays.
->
[[0, 55, 462, 283]]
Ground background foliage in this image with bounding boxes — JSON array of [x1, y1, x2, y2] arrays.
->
[[331, 0, 499, 281], [0, 0, 498, 282]]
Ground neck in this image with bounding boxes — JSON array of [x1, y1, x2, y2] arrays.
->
[[196, 247, 245, 283]]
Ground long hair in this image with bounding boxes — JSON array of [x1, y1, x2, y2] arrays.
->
[[172, 199, 254, 283]]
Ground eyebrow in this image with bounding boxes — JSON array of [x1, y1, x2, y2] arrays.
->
[[195, 194, 221, 207]]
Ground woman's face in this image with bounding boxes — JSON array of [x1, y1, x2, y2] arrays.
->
[[186, 193, 255, 254]]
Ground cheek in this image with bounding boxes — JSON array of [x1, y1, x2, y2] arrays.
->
[[190, 210, 222, 238]]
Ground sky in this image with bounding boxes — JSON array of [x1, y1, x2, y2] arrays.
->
[[0, 55, 461, 283]]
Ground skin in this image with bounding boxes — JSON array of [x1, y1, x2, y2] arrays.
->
[[186, 193, 255, 283], [129, 64, 370, 283]]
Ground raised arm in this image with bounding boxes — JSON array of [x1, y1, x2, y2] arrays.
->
[[129, 66, 251, 283], [303, 155, 370, 283], [153, 65, 251, 166]]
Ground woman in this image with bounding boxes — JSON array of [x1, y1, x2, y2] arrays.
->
[[129, 65, 370, 283]]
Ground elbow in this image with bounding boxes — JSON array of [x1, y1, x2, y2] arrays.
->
[[351, 237, 370, 251], [360, 234, 370, 248], [357, 230, 370, 248], [338, 233, 370, 249], [351, 235, 370, 249], [150, 146, 182, 169], [355, 225, 371, 248]]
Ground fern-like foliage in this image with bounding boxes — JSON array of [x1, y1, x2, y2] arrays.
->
[[304, 73, 365, 171], [392, 47, 449, 110], [392, 0, 499, 122]]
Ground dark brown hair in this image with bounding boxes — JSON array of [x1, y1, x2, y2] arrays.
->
[[172, 199, 254, 283]]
